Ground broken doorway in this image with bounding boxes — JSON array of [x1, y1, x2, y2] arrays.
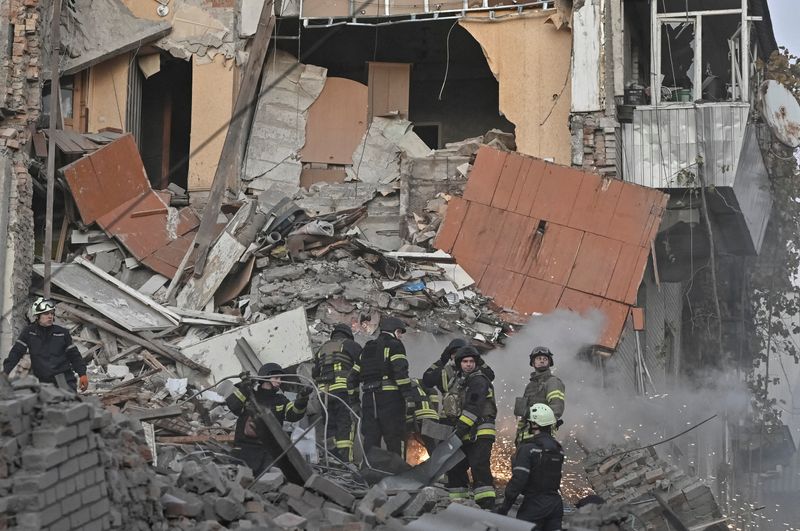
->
[[138, 54, 192, 190]]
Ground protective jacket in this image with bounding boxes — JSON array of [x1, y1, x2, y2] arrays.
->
[[405, 379, 440, 428], [227, 384, 308, 444], [423, 358, 495, 395], [500, 432, 564, 527], [3, 323, 86, 387], [517, 369, 565, 442], [442, 368, 497, 441], [312, 335, 361, 394], [347, 332, 413, 399]]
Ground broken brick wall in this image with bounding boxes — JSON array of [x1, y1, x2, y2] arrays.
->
[[0, 0, 42, 354], [570, 112, 619, 178], [0, 380, 166, 530]]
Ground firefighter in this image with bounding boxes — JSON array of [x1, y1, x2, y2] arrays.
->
[[515, 346, 565, 445], [404, 378, 440, 456], [347, 316, 416, 457], [422, 338, 496, 413], [312, 323, 361, 462], [495, 403, 565, 530], [3, 298, 87, 392], [226, 363, 311, 474], [441, 345, 497, 509]]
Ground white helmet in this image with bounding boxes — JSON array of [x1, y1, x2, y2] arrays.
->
[[528, 403, 556, 427], [31, 297, 56, 317]]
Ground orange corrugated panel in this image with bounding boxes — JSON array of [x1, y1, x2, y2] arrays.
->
[[567, 174, 624, 236], [462, 146, 507, 205], [624, 247, 652, 304], [514, 276, 563, 315], [504, 216, 542, 275], [455, 257, 489, 286], [605, 242, 643, 304], [608, 185, 662, 246], [527, 223, 583, 286], [508, 158, 546, 216], [567, 233, 623, 298], [480, 265, 526, 308], [557, 289, 629, 348], [529, 163, 583, 225], [506, 158, 533, 213], [491, 210, 531, 273], [491, 154, 525, 210], [452, 202, 503, 266], [434, 197, 469, 252]]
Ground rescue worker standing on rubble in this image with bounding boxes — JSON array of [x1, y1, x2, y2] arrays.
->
[[495, 403, 565, 529], [3, 298, 88, 392], [347, 316, 416, 457], [226, 363, 312, 474], [423, 338, 497, 397], [442, 345, 497, 509], [312, 323, 361, 462], [515, 346, 565, 445]]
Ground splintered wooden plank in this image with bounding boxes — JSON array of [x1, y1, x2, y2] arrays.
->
[[176, 231, 246, 311]]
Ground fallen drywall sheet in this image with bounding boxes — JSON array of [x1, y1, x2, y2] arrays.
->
[[155, 2, 237, 63], [435, 146, 668, 349], [460, 12, 572, 164], [180, 307, 313, 381], [243, 51, 327, 190], [346, 117, 417, 184], [61, 135, 201, 278], [176, 232, 246, 310], [33, 262, 176, 332], [52, 0, 172, 76]]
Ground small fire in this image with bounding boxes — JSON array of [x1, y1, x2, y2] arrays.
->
[[406, 434, 430, 466]]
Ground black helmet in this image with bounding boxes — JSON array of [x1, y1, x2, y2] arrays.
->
[[443, 338, 469, 359], [379, 316, 407, 333], [258, 363, 284, 377], [331, 323, 354, 340], [452, 345, 480, 364], [529, 346, 554, 367]]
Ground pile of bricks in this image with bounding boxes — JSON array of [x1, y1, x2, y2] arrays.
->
[[582, 445, 725, 530], [0, 376, 166, 531], [1, 378, 453, 531]]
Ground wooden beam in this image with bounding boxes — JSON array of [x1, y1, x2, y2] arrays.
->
[[61, 306, 211, 375], [43, 0, 62, 298], [192, 2, 275, 277], [128, 404, 183, 421]]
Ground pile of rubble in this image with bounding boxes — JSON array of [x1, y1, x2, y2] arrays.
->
[[580, 445, 727, 530]]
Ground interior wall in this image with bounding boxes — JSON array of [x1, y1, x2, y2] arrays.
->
[[188, 55, 236, 192], [460, 13, 573, 164], [87, 54, 130, 132], [286, 20, 514, 146]]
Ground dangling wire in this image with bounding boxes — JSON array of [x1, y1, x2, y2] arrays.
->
[[438, 19, 460, 101]]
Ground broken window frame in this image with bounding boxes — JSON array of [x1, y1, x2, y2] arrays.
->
[[649, 0, 760, 105]]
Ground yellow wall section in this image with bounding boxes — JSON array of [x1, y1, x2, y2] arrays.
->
[[86, 54, 130, 132], [460, 13, 572, 165], [188, 54, 236, 192]]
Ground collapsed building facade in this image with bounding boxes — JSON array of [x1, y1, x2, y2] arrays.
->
[[1, 0, 798, 529]]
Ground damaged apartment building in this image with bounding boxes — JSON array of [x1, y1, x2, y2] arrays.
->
[[0, 0, 797, 529]]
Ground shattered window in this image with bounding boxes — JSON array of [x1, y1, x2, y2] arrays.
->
[[660, 21, 695, 101]]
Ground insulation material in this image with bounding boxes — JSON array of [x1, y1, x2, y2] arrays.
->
[[435, 146, 668, 349], [460, 13, 573, 164], [300, 77, 368, 165], [180, 307, 313, 382], [61, 135, 201, 278], [244, 51, 327, 190]]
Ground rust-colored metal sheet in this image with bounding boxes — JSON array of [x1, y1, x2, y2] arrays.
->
[[300, 78, 368, 165], [529, 163, 583, 225], [434, 196, 469, 253], [300, 168, 347, 189], [62, 134, 150, 225], [567, 233, 623, 298], [462, 146, 507, 206], [61, 134, 201, 278], [436, 146, 668, 350]]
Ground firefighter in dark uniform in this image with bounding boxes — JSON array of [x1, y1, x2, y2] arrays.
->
[[495, 403, 565, 530], [312, 323, 361, 462], [516, 346, 565, 445], [226, 363, 311, 474], [347, 316, 415, 457], [422, 338, 496, 409], [441, 346, 497, 509], [404, 378, 440, 456], [3, 298, 88, 392]]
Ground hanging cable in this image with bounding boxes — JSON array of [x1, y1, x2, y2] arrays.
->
[[438, 19, 459, 101]]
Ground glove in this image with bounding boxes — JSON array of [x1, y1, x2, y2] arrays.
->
[[439, 349, 451, 365], [455, 423, 470, 439], [298, 386, 313, 398], [79, 374, 89, 392]]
